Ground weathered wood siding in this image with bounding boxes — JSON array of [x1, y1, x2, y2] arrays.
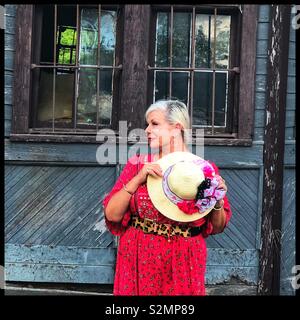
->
[[4, 5, 295, 290], [280, 10, 296, 295]]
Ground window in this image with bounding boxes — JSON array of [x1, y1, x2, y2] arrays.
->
[[11, 5, 257, 145], [14, 5, 122, 137], [149, 6, 240, 137], [148, 5, 257, 144]]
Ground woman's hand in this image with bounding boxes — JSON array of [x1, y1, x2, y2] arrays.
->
[[215, 174, 227, 193], [213, 175, 227, 209], [136, 163, 163, 185]]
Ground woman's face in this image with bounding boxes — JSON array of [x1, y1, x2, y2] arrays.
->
[[145, 110, 181, 149]]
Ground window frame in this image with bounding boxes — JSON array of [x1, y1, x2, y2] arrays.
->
[[148, 4, 257, 146], [11, 5, 258, 146], [11, 4, 124, 143]]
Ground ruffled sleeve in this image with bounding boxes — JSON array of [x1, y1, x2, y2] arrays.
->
[[102, 155, 139, 236], [201, 161, 232, 238]]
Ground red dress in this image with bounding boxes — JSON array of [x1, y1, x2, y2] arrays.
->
[[102, 153, 232, 296]]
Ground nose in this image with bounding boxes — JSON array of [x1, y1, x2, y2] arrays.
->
[[145, 124, 150, 134]]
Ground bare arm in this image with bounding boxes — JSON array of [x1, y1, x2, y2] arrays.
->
[[209, 199, 227, 234], [104, 175, 142, 223], [104, 162, 163, 223]]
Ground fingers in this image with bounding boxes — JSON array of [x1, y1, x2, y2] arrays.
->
[[146, 164, 163, 177]]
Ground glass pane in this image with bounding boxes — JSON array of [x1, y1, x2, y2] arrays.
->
[[99, 69, 113, 125], [214, 72, 227, 126], [215, 15, 231, 69], [77, 68, 97, 125], [80, 8, 98, 65], [193, 71, 227, 126], [35, 68, 74, 124], [155, 12, 169, 67], [195, 14, 231, 69], [172, 72, 189, 105], [193, 71, 212, 125], [154, 71, 169, 101], [172, 12, 191, 68], [39, 5, 55, 64], [100, 10, 117, 66], [195, 14, 211, 68], [56, 5, 77, 65]]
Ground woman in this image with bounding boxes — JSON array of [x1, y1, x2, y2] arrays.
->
[[103, 100, 232, 295]]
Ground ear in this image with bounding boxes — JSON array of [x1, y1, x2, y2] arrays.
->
[[175, 123, 183, 131]]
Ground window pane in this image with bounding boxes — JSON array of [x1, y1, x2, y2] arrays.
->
[[57, 5, 77, 65], [215, 15, 231, 69], [195, 14, 231, 69], [193, 71, 227, 126], [172, 12, 191, 68], [193, 71, 212, 125], [100, 10, 117, 66], [195, 15, 211, 68], [99, 69, 113, 125], [39, 5, 55, 64], [155, 12, 169, 67], [154, 71, 169, 101], [80, 8, 98, 65], [153, 71, 189, 105], [214, 72, 227, 126], [172, 72, 189, 105], [77, 68, 97, 125], [35, 68, 74, 124]]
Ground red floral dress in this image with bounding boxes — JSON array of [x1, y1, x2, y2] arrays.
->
[[102, 153, 232, 296]]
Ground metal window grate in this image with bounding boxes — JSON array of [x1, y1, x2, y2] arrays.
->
[[31, 4, 122, 133], [150, 5, 240, 136]]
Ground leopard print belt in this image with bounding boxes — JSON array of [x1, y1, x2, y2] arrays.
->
[[130, 215, 203, 242]]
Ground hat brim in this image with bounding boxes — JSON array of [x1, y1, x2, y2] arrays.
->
[[147, 151, 214, 222]]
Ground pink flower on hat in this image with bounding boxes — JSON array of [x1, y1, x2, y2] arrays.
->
[[202, 165, 214, 178], [177, 200, 199, 215]]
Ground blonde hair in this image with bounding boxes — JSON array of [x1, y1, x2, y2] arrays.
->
[[145, 100, 191, 143]]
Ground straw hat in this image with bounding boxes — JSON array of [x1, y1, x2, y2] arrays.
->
[[147, 151, 226, 222]]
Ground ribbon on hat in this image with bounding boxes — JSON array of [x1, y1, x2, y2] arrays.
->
[[162, 160, 226, 215]]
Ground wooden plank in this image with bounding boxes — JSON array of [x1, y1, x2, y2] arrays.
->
[[256, 39, 268, 57], [258, 5, 291, 295], [256, 56, 267, 74], [257, 22, 269, 40], [26, 170, 113, 246], [8, 167, 96, 243], [5, 139, 265, 166], [238, 5, 258, 140], [5, 263, 115, 284], [5, 87, 13, 105], [5, 244, 115, 265], [5, 167, 77, 239], [258, 5, 270, 22], [11, 5, 33, 134], [119, 5, 151, 131], [4, 70, 14, 87], [4, 32, 15, 51], [205, 266, 258, 285], [280, 168, 295, 295], [207, 248, 258, 267], [4, 14, 16, 34], [4, 49, 14, 70], [4, 4, 17, 17]]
